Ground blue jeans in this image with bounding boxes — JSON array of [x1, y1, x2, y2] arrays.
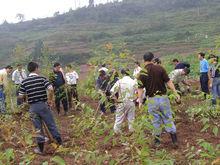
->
[[147, 95, 176, 135], [211, 77, 220, 105], [0, 86, 6, 113], [29, 102, 62, 144]]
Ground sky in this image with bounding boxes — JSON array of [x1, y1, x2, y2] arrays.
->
[[0, 0, 116, 24]]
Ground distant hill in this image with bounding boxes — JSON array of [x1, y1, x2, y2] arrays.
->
[[1, 0, 220, 65]]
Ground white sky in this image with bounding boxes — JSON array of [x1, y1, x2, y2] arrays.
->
[[0, 0, 117, 24]]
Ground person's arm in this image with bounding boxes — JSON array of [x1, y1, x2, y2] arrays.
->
[[2, 72, 8, 87], [137, 71, 146, 108], [76, 72, 79, 84], [207, 61, 211, 80], [110, 80, 119, 96], [43, 78, 55, 107], [167, 80, 180, 101], [12, 71, 16, 82], [23, 70, 27, 79], [18, 83, 26, 99], [47, 86, 55, 107], [182, 79, 191, 86], [137, 88, 144, 107]]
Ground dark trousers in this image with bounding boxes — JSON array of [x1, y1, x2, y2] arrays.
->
[[29, 102, 62, 150], [200, 73, 209, 94], [55, 87, 68, 114], [67, 84, 79, 108]]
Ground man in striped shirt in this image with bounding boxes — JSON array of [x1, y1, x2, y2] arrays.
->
[[19, 62, 62, 154]]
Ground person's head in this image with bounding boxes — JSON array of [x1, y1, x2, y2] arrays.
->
[[121, 68, 130, 76], [53, 62, 61, 72], [213, 57, 218, 65], [134, 61, 140, 67], [182, 68, 190, 75], [99, 70, 106, 78], [101, 64, 106, 68], [143, 52, 154, 62], [208, 54, 216, 60], [5, 65, 13, 74], [27, 62, 39, 74], [153, 58, 161, 65], [172, 59, 179, 66], [66, 64, 73, 72], [17, 64, 22, 71], [198, 52, 205, 60]]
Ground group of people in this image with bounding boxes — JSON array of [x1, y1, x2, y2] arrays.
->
[[0, 62, 79, 154], [0, 62, 79, 114], [0, 50, 218, 154], [96, 53, 185, 147], [199, 52, 220, 104], [95, 51, 220, 149]]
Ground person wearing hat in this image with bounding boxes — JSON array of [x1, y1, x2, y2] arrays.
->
[[98, 64, 109, 73], [110, 68, 137, 134], [138, 52, 180, 147], [0, 65, 13, 113]]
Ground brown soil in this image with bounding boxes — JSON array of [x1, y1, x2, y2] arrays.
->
[[1, 65, 219, 164]]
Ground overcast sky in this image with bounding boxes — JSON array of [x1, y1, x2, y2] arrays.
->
[[0, 0, 117, 23]]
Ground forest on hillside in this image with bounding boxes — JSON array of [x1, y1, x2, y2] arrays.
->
[[0, 0, 220, 65]]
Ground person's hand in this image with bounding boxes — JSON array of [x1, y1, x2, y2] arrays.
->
[[175, 93, 181, 104], [48, 100, 55, 108], [137, 98, 143, 109]]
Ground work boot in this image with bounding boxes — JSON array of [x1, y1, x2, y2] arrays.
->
[[56, 137, 63, 145], [170, 133, 178, 148], [34, 142, 44, 155], [154, 135, 160, 147]]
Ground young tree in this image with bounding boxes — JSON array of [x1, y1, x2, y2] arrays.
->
[[31, 40, 44, 62], [12, 44, 27, 63]]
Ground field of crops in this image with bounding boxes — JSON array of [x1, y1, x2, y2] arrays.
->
[[1, 43, 220, 165]]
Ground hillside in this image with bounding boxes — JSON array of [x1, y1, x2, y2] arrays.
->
[[1, 0, 220, 65]]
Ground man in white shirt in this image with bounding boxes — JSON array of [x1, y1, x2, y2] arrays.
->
[[0, 65, 13, 113], [169, 68, 191, 94], [65, 64, 79, 109], [110, 69, 137, 134], [12, 64, 27, 105]]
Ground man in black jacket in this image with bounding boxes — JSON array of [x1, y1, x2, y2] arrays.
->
[[50, 62, 68, 115]]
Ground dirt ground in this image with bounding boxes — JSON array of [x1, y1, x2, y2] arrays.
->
[[1, 64, 220, 164]]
